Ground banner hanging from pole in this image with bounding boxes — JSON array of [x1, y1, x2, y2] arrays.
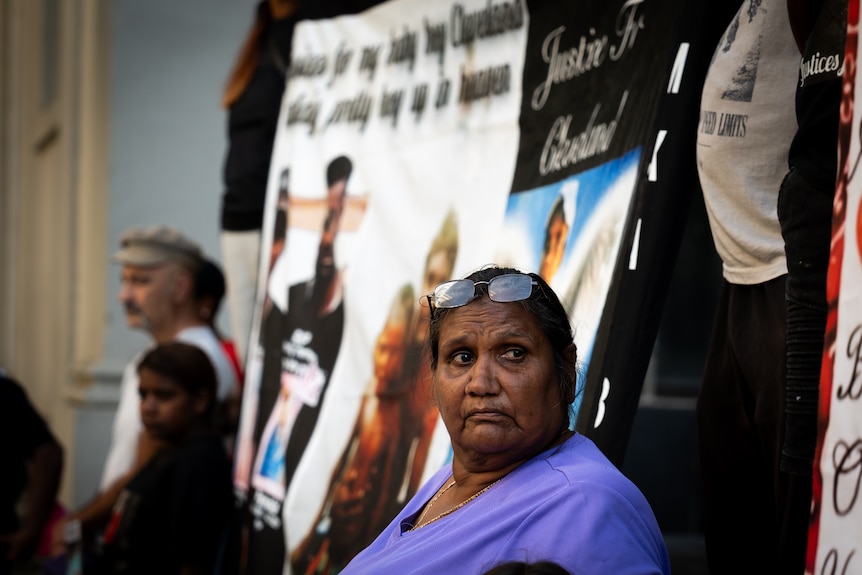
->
[[230, 1, 708, 573]]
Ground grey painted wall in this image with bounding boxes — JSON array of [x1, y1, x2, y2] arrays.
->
[[74, 0, 259, 505]]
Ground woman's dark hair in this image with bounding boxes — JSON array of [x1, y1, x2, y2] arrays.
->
[[428, 265, 578, 422], [137, 342, 218, 414], [482, 560, 572, 575]]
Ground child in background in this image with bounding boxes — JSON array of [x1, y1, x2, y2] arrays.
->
[[98, 342, 233, 575], [195, 258, 244, 386], [195, 258, 244, 458]]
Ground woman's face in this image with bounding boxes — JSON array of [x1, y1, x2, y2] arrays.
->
[[432, 296, 566, 472], [139, 368, 205, 442]]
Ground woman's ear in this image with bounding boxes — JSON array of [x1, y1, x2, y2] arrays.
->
[[194, 389, 214, 417], [170, 267, 194, 305]]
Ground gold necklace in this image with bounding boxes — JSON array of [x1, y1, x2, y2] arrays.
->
[[410, 477, 501, 530]]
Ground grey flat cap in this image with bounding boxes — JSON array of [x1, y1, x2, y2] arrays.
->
[[112, 225, 204, 270]]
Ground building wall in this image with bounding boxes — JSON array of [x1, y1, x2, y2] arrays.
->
[[1, 0, 93, 508], [104, 1, 255, 367]]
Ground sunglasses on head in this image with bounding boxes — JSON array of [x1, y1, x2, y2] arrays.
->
[[425, 273, 538, 311]]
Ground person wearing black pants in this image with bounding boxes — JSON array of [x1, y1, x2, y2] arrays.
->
[[694, 1, 817, 572]]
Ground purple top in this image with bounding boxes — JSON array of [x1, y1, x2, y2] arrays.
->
[[340, 433, 671, 575]]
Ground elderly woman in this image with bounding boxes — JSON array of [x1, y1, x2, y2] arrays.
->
[[339, 265, 671, 574]]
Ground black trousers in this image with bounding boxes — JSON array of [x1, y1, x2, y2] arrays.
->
[[696, 276, 812, 575], [778, 168, 831, 476]]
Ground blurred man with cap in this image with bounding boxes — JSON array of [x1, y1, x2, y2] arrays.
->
[[102, 225, 241, 488], [48, 226, 240, 558]]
